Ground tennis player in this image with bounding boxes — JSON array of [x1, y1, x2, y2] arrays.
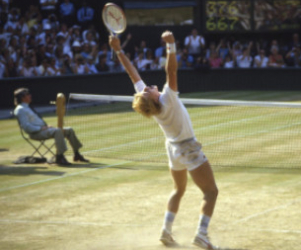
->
[[109, 31, 219, 250]]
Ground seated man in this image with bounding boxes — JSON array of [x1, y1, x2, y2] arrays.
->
[[14, 88, 89, 166]]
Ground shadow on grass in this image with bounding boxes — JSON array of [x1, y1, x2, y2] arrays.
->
[[0, 165, 65, 176], [164, 244, 249, 250], [0, 148, 9, 152], [219, 248, 250, 250], [0, 162, 110, 176], [55, 162, 109, 168]]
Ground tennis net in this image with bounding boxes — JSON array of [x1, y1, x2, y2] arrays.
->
[[66, 93, 301, 168]]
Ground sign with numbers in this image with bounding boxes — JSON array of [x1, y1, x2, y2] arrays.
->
[[204, 0, 301, 32], [205, 0, 251, 32]]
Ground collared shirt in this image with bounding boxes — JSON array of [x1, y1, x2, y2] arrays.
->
[[134, 81, 195, 143], [254, 55, 269, 68], [77, 7, 94, 22], [184, 35, 205, 55], [154, 84, 195, 143], [60, 2, 75, 16], [236, 55, 253, 68], [14, 103, 46, 134]]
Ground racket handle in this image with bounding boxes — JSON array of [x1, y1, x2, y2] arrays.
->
[[111, 32, 116, 60], [111, 49, 116, 60]]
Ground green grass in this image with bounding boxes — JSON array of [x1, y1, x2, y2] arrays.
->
[[0, 91, 301, 250]]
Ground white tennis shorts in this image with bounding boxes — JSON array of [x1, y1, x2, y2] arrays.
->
[[165, 138, 208, 171]]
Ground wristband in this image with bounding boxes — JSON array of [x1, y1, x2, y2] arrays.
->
[[134, 80, 146, 93], [166, 43, 176, 54]]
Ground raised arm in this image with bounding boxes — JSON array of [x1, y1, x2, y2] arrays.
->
[[161, 31, 178, 92], [109, 35, 141, 84]]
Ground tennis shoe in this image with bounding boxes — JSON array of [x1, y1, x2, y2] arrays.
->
[[159, 229, 177, 246], [193, 233, 219, 249]]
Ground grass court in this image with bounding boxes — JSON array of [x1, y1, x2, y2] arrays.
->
[[0, 91, 301, 250]]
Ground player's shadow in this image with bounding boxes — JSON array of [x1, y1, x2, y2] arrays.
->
[[170, 247, 248, 250], [58, 162, 109, 169], [163, 244, 248, 250], [0, 165, 65, 176], [219, 248, 250, 250]]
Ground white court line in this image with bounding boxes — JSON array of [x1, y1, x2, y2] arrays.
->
[[252, 228, 301, 234], [0, 161, 130, 193], [0, 218, 158, 227], [0, 219, 112, 227], [233, 198, 301, 224]]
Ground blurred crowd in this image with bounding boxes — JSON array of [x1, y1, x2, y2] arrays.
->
[[190, 30, 301, 70], [0, 0, 300, 79]]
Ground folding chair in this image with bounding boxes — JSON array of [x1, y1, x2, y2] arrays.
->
[[16, 118, 56, 159]]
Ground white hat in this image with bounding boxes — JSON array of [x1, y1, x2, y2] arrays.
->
[[44, 23, 51, 30], [72, 40, 81, 47]]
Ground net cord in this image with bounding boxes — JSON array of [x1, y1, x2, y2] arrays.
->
[[69, 93, 301, 108]]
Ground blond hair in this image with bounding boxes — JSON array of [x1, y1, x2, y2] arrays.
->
[[132, 93, 161, 118]]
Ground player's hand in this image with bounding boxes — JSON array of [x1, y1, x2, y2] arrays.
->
[[109, 35, 122, 51], [161, 30, 175, 44]]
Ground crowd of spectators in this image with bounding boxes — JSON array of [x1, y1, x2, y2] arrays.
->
[[0, 0, 300, 79]]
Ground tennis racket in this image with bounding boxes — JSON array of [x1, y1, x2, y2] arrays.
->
[[102, 3, 127, 36]]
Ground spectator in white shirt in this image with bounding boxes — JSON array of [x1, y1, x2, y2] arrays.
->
[[73, 54, 89, 74], [16, 17, 29, 35], [37, 58, 50, 76], [85, 55, 98, 73], [42, 13, 60, 32], [134, 49, 153, 71], [5, 7, 20, 30], [56, 23, 72, 48], [37, 23, 52, 45], [8, 36, 19, 63], [46, 56, 61, 75], [254, 49, 269, 68], [0, 25, 11, 47], [158, 49, 167, 69], [19, 55, 38, 77], [184, 28, 205, 58], [236, 42, 253, 68], [83, 31, 97, 48], [230, 41, 243, 59], [224, 54, 235, 68], [71, 25, 82, 43]]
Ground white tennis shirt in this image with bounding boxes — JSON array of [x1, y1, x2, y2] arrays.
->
[[135, 81, 195, 143]]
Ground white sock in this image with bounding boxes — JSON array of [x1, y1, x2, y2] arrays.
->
[[162, 211, 176, 233], [197, 214, 211, 235]]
